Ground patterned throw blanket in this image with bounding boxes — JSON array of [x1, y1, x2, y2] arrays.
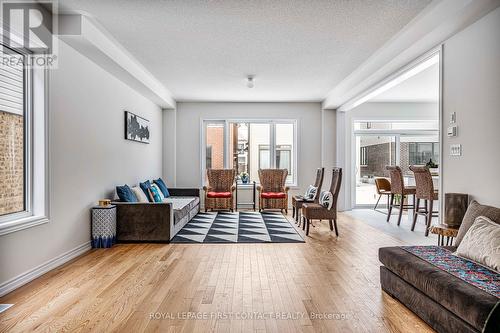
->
[[401, 246, 500, 298]]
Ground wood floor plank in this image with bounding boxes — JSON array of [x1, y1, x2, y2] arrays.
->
[[0, 212, 435, 333]]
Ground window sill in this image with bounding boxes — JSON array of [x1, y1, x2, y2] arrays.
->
[[0, 215, 49, 236]]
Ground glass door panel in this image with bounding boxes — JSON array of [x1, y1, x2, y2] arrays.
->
[[355, 135, 396, 206]]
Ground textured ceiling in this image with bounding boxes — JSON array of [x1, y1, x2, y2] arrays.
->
[[59, 0, 432, 102], [370, 63, 439, 102]]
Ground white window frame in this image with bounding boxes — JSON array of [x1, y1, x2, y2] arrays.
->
[[200, 119, 298, 187], [0, 45, 50, 236]]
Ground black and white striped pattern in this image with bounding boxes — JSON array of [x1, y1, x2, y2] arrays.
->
[[172, 212, 304, 243]]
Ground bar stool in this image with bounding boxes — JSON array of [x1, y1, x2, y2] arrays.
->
[[410, 166, 439, 236], [386, 166, 416, 226], [374, 178, 391, 215]]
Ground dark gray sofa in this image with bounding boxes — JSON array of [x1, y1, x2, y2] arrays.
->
[[113, 188, 199, 242], [379, 201, 500, 333]]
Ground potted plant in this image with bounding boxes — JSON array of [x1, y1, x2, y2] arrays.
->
[[240, 172, 249, 184], [426, 158, 439, 175]]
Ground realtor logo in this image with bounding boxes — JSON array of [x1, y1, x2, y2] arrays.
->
[[1, 0, 57, 67]]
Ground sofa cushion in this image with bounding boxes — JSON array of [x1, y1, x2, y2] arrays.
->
[[131, 186, 149, 203], [116, 185, 137, 202], [154, 178, 170, 198], [261, 192, 286, 199], [455, 200, 500, 246], [207, 191, 232, 198], [163, 196, 200, 224], [379, 246, 499, 332], [139, 180, 153, 202], [455, 216, 500, 272], [149, 185, 163, 202]]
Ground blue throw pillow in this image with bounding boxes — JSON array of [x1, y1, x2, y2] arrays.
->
[[149, 185, 163, 202], [139, 180, 153, 202], [154, 178, 170, 198], [116, 185, 137, 202]]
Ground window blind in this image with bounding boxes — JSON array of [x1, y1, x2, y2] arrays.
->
[[0, 46, 24, 116]]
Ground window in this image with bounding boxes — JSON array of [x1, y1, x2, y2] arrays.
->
[[203, 120, 297, 185], [0, 44, 49, 235], [0, 45, 26, 217], [409, 142, 439, 166]]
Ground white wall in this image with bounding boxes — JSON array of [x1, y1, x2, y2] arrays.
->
[[175, 102, 323, 206], [162, 108, 177, 186], [442, 7, 500, 207], [336, 102, 439, 210], [0, 40, 163, 289]]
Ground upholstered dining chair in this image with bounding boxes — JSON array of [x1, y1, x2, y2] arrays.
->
[[203, 169, 236, 212], [257, 169, 289, 213], [409, 166, 439, 236], [374, 178, 392, 215], [302, 168, 342, 236], [292, 167, 324, 223], [386, 166, 416, 226]]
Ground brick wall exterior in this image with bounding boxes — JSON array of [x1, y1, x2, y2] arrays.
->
[[0, 111, 24, 215], [360, 142, 395, 178], [207, 126, 224, 169], [361, 142, 411, 178]]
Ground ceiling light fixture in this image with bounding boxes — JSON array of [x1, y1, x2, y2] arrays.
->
[[246, 75, 255, 88]]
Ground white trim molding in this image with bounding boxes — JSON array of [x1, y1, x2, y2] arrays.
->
[[0, 241, 91, 297], [58, 14, 175, 109]]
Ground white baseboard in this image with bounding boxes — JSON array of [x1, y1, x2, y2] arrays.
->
[[0, 241, 92, 297]]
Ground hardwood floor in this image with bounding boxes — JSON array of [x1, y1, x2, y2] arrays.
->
[[0, 213, 434, 333]]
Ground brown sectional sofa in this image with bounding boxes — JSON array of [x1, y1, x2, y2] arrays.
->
[[379, 201, 500, 333], [113, 188, 200, 242]]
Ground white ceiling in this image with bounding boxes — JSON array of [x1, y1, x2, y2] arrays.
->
[[370, 62, 440, 102], [59, 0, 432, 102]]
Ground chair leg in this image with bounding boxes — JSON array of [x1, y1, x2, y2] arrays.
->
[[306, 219, 310, 236], [292, 207, 295, 219], [333, 218, 339, 237], [397, 195, 404, 226], [411, 198, 420, 231], [328, 219, 333, 231], [387, 194, 394, 222], [374, 195, 381, 210], [425, 200, 433, 237], [302, 215, 306, 230], [285, 209, 288, 215]]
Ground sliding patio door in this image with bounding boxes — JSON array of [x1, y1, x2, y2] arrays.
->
[[355, 135, 396, 206]]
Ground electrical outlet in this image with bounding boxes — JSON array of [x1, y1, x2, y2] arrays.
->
[[450, 144, 462, 156]]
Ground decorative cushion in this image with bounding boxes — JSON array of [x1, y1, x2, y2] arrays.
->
[[151, 183, 165, 201], [207, 191, 232, 198], [139, 180, 153, 202], [455, 216, 500, 272], [154, 178, 170, 198], [319, 191, 333, 210], [455, 200, 500, 246], [131, 186, 149, 203], [149, 185, 163, 203], [116, 185, 137, 202], [304, 185, 318, 200], [261, 192, 286, 199]]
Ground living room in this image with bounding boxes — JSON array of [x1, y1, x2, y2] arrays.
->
[[0, 1, 499, 332]]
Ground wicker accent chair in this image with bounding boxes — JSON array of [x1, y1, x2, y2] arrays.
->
[[302, 168, 342, 236], [292, 168, 324, 223], [257, 169, 289, 213], [386, 166, 416, 226], [203, 169, 236, 212], [410, 166, 439, 236]]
